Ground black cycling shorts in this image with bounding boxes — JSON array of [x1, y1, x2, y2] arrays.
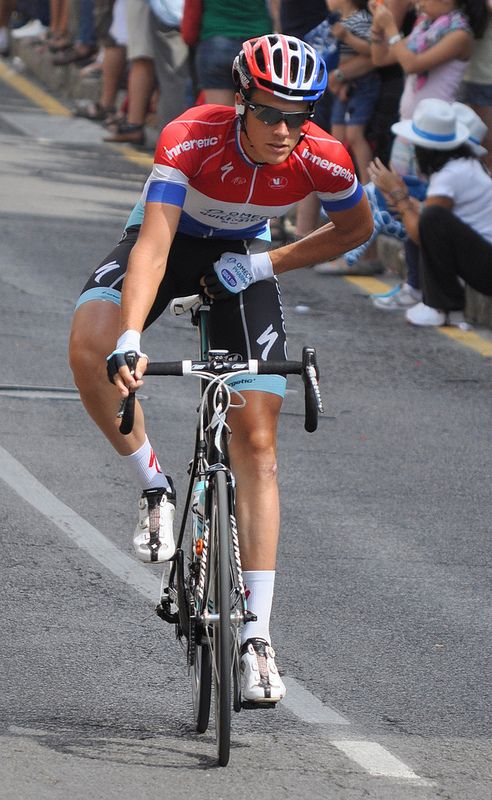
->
[[76, 227, 288, 396]]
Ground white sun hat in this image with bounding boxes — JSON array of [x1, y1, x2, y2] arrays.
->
[[392, 98, 470, 150], [452, 102, 488, 156]]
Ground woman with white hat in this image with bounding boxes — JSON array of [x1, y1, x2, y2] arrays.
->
[[367, 97, 492, 327]]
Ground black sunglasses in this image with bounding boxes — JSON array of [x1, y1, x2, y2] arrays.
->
[[245, 101, 311, 129]]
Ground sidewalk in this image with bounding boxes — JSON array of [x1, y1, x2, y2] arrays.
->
[[6, 34, 492, 329]]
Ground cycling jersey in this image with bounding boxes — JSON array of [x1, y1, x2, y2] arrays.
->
[[125, 104, 362, 239]]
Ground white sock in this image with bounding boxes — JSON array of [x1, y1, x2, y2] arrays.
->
[[123, 436, 170, 491], [241, 570, 275, 645]]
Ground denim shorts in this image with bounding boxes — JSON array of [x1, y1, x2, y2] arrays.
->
[[459, 81, 492, 107], [195, 36, 243, 91], [331, 73, 381, 126]]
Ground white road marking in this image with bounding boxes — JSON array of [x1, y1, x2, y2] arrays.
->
[[0, 444, 429, 785], [0, 444, 160, 602], [282, 677, 349, 725], [331, 740, 431, 784]]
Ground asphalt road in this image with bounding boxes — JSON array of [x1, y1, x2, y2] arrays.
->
[[0, 71, 491, 800]]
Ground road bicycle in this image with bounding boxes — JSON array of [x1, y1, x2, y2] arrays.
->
[[117, 294, 324, 766]]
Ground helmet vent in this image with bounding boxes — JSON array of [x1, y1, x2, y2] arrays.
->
[[290, 55, 300, 84], [273, 49, 283, 78]]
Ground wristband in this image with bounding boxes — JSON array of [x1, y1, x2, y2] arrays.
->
[[116, 329, 143, 354], [388, 32, 403, 46]]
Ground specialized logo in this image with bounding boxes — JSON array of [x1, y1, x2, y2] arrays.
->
[[148, 449, 162, 474], [301, 147, 354, 181], [268, 176, 288, 189], [94, 260, 125, 289], [257, 324, 278, 360], [232, 176, 246, 185], [220, 162, 234, 182], [164, 136, 220, 160]]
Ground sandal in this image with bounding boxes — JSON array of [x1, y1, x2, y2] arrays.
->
[[73, 100, 116, 122], [104, 122, 145, 146], [52, 45, 97, 66]]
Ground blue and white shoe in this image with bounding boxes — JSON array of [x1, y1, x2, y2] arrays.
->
[[371, 282, 421, 310]]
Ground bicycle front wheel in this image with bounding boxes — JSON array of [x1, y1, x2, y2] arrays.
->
[[211, 469, 232, 766]]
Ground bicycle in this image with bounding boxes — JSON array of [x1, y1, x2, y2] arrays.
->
[[116, 293, 324, 767]]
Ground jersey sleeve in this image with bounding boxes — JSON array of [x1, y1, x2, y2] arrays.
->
[[300, 132, 363, 213], [142, 117, 202, 209]]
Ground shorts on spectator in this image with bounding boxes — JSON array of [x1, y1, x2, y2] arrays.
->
[[195, 35, 243, 90], [330, 73, 380, 126], [127, 0, 154, 60], [459, 81, 492, 107]]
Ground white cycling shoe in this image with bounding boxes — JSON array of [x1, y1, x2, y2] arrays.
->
[[240, 638, 286, 704], [133, 480, 176, 563]]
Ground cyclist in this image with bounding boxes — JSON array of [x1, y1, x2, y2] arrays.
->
[[69, 33, 373, 704]]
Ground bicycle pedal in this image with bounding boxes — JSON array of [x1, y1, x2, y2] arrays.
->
[[241, 700, 277, 710]]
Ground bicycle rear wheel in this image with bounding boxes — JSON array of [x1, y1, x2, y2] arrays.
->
[[211, 469, 232, 766]]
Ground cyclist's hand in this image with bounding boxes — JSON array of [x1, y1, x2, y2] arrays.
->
[[202, 251, 273, 299], [106, 330, 148, 397]]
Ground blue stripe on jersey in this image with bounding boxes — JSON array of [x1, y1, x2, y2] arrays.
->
[[321, 182, 363, 212], [147, 180, 187, 206]]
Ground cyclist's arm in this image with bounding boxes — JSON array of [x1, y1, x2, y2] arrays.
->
[[110, 201, 181, 397], [120, 201, 181, 334], [271, 193, 373, 275]]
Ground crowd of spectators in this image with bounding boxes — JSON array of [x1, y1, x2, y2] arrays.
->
[[1, 0, 491, 327]]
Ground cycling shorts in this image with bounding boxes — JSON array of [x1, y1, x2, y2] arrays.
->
[[76, 227, 288, 397]]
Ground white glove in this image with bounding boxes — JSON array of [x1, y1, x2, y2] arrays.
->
[[210, 252, 274, 297]]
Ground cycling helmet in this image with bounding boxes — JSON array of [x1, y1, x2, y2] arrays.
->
[[232, 34, 327, 105]]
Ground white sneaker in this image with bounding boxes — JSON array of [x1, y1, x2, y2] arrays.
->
[[405, 301, 470, 328], [371, 282, 422, 310], [133, 480, 176, 563], [240, 638, 286, 704], [11, 19, 47, 39]]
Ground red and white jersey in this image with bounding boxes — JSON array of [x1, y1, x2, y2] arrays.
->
[[125, 105, 362, 239]]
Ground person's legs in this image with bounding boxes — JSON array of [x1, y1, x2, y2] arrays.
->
[[418, 205, 492, 310], [99, 44, 127, 110], [150, 18, 189, 127], [345, 124, 372, 184]]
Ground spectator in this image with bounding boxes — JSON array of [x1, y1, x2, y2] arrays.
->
[[459, 0, 492, 172], [148, 0, 190, 127], [194, 1, 277, 106], [327, 0, 380, 185], [74, 0, 128, 124], [104, 0, 156, 145], [369, 0, 487, 175], [367, 99, 492, 326], [52, 0, 98, 65]]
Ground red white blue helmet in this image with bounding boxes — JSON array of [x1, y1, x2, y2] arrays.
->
[[232, 34, 327, 105]]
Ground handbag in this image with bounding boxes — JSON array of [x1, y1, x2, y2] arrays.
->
[[181, 0, 203, 47]]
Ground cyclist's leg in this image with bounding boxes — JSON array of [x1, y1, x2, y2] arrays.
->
[[69, 227, 176, 561], [209, 276, 287, 701]]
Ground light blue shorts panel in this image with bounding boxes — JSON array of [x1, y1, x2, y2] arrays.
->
[[225, 374, 286, 398], [75, 286, 122, 310]]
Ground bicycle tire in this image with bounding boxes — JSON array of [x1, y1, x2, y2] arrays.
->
[[212, 469, 232, 766], [191, 634, 212, 733]]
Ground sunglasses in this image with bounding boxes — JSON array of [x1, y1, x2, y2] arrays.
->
[[245, 101, 311, 129]]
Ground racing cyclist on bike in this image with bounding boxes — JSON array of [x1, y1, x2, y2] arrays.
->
[[69, 33, 373, 705]]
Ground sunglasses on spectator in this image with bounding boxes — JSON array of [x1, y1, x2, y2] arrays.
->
[[245, 101, 311, 129]]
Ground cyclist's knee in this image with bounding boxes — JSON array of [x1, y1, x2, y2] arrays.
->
[[235, 427, 278, 477], [69, 310, 116, 389]]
